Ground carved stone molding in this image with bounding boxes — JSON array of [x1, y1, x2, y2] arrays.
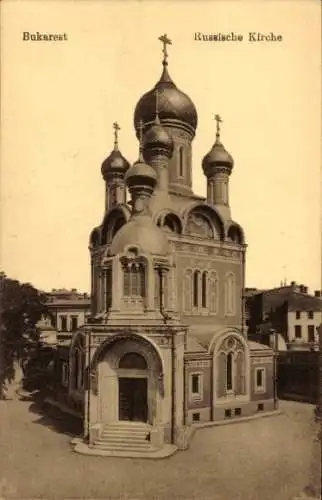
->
[[251, 356, 273, 365], [174, 241, 240, 260], [186, 359, 210, 368]]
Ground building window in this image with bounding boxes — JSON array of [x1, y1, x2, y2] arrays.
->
[[190, 373, 203, 400], [62, 362, 69, 388], [192, 412, 200, 422], [226, 352, 233, 391], [106, 268, 112, 309], [224, 273, 235, 315], [74, 348, 84, 390], [71, 316, 78, 331], [308, 325, 315, 343], [193, 270, 200, 308], [123, 263, 146, 298], [119, 353, 147, 370], [60, 316, 67, 332], [308, 311, 314, 319], [255, 367, 266, 392], [216, 336, 247, 399], [178, 146, 184, 177], [295, 325, 302, 339], [295, 311, 301, 319], [208, 271, 219, 314], [201, 271, 207, 308], [183, 269, 193, 313]]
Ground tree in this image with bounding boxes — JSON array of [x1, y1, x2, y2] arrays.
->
[[0, 273, 48, 399]]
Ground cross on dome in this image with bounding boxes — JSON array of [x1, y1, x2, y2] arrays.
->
[[113, 121, 120, 149], [214, 114, 222, 138], [158, 33, 172, 66]]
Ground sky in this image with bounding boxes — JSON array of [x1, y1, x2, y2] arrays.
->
[[1, 0, 321, 294]]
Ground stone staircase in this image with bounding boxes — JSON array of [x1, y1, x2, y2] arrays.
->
[[91, 422, 155, 454]]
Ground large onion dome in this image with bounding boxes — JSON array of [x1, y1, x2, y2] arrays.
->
[[134, 35, 198, 137]]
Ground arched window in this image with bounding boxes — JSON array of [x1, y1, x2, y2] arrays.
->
[[215, 336, 247, 399], [123, 263, 146, 298], [106, 268, 112, 309], [226, 352, 233, 391], [209, 271, 219, 314], [235, 350, 245, 395], [201, 271, 207, 308], [217, 352, 226, 398], [73, 347, 84, 390], [225, 273, 235, 315], [183, 269, 193, 313], [179, 147, 184, 177], [193, 270, 200, 307], [119, 353, 147, 370]]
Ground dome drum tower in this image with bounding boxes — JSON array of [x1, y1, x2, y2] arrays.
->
[[134, 34, 198, 197]]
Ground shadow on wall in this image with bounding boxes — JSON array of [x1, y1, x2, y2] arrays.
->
[[28, 398, 83, 438]]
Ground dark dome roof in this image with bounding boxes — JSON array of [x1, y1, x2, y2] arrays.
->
[[109, 216, 170, 256], [101, 148, 130, 179], [202, 139, 234, 176], [134, 66, 198, 136], [143, 118, 174, 156], [125, 157, 158, 188]]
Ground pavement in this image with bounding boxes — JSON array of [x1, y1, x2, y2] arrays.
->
[[0, 398, 320, 500]]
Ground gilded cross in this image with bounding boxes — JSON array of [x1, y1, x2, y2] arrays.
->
[[113, 121, 120, 148], [158, 33, 172, 65], [214, 114, 222, 138]]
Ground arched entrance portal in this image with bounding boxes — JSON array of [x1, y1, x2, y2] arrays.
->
[[93, 334, 164, 427], [118, 353, 148, 422]]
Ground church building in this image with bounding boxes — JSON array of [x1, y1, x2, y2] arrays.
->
[[52, 35, 276, 456]]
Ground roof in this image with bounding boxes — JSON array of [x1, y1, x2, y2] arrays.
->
[[248, 341, 272, 352], [287, 293, 322, 312], [186, 336, 207, 353], [46, 298, 91, 307]]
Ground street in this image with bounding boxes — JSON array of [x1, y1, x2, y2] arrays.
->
[[0, 399, 320, 500]]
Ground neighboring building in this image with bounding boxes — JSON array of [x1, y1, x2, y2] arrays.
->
[[45, 289, 91, 339], [247, 282, 322, 350], [51, 35, 275, 457]]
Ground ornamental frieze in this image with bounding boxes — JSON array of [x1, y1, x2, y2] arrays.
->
[[186, 360, 210, 368], [174, 241, 240, 260], [251, 356, 273, 365]]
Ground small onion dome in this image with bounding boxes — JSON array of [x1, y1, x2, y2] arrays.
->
[[203, 115, 234, 176], [109, 216, 170, 256], [101, 149, 130, 181], [125, 156, 158, 192], [143, 117, 174, 157], [134, 65, 198, 137]]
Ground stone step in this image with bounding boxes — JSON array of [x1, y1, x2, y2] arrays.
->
[[105, 423, 151, 430], [102, 429, 149, 438], [100, 434, 150, 443], [93, 441, 153, 452]]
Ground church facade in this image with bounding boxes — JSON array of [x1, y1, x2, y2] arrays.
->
[[52, 35, 276, 455]]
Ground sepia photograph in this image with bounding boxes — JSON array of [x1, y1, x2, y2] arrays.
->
[[1, 1, 321, 499]]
